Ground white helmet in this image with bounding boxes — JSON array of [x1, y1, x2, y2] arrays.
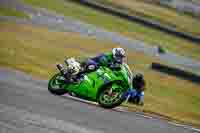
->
[[65, 57, 81, 75], [112, 47, 126, 61]]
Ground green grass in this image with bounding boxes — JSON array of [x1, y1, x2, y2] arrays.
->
[[0, 6, 28, 18], [20, 0, 200, 61], [0, 22, 200, 127], [93, 0, 200, 36]]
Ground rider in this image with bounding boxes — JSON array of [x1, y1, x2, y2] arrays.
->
[[124, 73, 146, 106], [83, 47, 126, 71], [58, 47, 126, 83]]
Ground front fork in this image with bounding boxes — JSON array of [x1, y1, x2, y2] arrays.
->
[[108, 87, 113, 95], [56, 64, 66, 76]]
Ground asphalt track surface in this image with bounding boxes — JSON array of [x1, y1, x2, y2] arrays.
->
[[1, 68, 200, 133]]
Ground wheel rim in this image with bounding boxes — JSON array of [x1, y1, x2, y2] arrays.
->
[[49, 74, 65, 90], [99, 88, 123, 106]]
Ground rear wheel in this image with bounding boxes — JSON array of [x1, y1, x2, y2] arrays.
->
[[48, 73, 67, 95], [98, 85, 125, 109]]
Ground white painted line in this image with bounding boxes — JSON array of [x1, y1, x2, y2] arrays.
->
[[114, 107, 129, 112], [62, 94, 97, 105], [190, 127, 200, 132], [168, 122, 200, 132], [168, 122, 185, 127], [136, 114, 153, 119]]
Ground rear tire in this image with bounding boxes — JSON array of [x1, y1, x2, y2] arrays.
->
[[48, 73, 67, 95]]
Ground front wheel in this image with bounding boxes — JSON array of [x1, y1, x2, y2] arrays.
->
[[48, 73, 67, 95], [97, 85, 125, 109]]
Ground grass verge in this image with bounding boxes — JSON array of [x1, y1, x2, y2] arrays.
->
[[0, 6, 28, 18], [20, 0, 200, 61], [0, 22, 200, 127]]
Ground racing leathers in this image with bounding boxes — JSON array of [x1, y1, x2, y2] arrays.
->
[[84, 52, 123, 71]]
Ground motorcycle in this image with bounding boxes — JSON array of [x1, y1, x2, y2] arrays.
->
[[48, 63, 133, 109]]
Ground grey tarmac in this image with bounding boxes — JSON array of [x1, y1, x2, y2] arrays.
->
[[0, 68, 199, 133]]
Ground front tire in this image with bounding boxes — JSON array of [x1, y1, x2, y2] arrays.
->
[[97, 85, 125, 109], [48, 73, 67, 95]]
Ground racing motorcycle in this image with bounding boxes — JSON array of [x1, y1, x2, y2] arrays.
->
[[48, 62, 133, 109]]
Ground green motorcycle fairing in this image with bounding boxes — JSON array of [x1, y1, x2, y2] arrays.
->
[[49, 63, 133, 102]]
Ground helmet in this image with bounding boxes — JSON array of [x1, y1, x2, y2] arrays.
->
[[112, 48, 126, 63]]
